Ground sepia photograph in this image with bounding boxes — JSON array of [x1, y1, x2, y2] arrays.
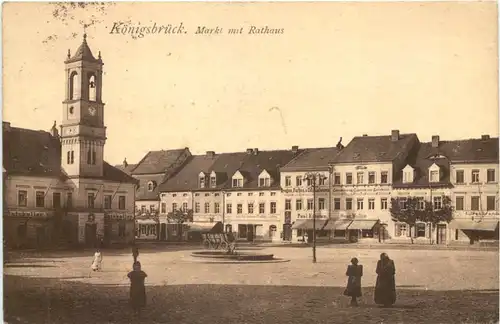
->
[[2, 2, 499, 323]]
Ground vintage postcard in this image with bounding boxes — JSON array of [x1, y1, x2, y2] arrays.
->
[[2, 2, 499, 323]]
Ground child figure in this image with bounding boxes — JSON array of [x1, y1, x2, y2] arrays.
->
[[344, 257, 363, 306], [127, 261, 147, 316], [91, 249, 102, 272]]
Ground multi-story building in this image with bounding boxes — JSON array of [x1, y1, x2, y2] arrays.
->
[[329, 130, 419, 242], [380, 134, 499, 245], [3, 35, 138, 248], [280, 145, 341, 242], [116, 149, 191, 240], [158, 147, 302, 241]]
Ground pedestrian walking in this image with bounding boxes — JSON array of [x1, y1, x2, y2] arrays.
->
[[374, 252, 397, 307], [132, 244, 139, 263], [127, 261, 148, 317], [344, 257, 363, 306]]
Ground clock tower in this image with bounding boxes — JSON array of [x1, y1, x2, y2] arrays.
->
[[61, 34, 106, 178]]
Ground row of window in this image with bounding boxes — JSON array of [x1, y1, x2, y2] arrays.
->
[[455, 196, 498, 211], [17, 190, 126, 209], [455, 169, 496, 184], [65, 149, 98, 165], [284, 198, 389, 211], [284, 171, 389, 187]]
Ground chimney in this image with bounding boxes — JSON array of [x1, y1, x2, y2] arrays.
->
[[431, 135, 440, 148], [481, 135, 490, 140], [362, 134, 368, 137], [246, 148, 253, 154], [276, 164, 281, 172], [292, 145, 299, 153], [3, 121, 11, 131], [391, 130, 400, 142], [206, 151, 215, 158], [123, 158, 128, 168], [253, 148, 259, 155]]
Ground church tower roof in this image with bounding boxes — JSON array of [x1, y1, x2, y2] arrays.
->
[[65, 34, 102, 64]]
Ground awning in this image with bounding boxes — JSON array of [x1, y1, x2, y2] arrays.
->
[[187, 221, 223, 233], [347, 219, 379, 230], [324, 219, 353, 230], [450, 220, 499, 231], [292, 219, 327, 230], [136, 219, 157, 225]]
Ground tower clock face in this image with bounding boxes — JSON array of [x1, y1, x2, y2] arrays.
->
[[88, 106, 97, 116]]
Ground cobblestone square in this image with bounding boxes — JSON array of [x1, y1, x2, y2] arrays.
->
[[4, 246, 499, 323]]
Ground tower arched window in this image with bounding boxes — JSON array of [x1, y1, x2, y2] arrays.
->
[[87, 149, 92, 164], [69, 71, 78, 100], [88, 73, 96, 101]]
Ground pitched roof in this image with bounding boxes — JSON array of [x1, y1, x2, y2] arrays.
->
[[131, 148, 190, 175], [159, 149, 302, 192], [333, 133, 419, 164], [236, 149, 302, 188], [134, 174, 166, 201], [3, 122, 137, 184], [393, 136, 499, 188], [436, 137, 499, 163], [282, 147, 340, 171], [159, 155, 219, 192], [3, 123, 64, 178], [114, 163, 137, 175], [65, 34, 101, 64], [393, 142, 452, 188]]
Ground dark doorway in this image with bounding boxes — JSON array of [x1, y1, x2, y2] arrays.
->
[[160, 223, 167, 241], [247, 225, 254, 242], [436, 224, 447, 245]]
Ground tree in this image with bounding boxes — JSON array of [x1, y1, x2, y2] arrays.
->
[[390, 197, 421, 244], [166, 209, 193, 241], [422, 196, 454, 226]]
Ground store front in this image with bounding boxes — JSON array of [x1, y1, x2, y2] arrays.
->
[[450, 219, 499, 244], [291, 219, 329, 243]]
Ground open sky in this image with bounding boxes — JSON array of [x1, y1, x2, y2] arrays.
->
[[3, 2, 498, 165]]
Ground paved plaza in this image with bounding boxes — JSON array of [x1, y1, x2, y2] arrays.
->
[[4, 246, 499, 324]]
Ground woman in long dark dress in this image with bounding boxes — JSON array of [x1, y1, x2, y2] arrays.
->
[[127, 261, 147, 316], [374, 253, 396, 307], [344, 257, 363, 306]]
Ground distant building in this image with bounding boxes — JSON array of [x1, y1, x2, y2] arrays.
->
[[279, 145, 340, 242], [115, 149, 191, 240], [329, 130, 419, 243], [3, 35, 138, 249], [393, 134, 499, 245], [158, 147, 302, 242]]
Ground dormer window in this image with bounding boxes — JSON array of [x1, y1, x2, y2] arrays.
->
[[199, 172, 208, 188], [210, 171, 217, 188], [402, 165, 414, 184], [429, 163, 441, 183], [258, 169, 272, 187], [259, 178, 270, 187], [232, 179, 243, 187], [147, 181, 156, 192]]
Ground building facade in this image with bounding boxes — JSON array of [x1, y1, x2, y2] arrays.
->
[[158, 147, 302, 241], [279, 146, 341, 242], [116, 149, 191, 240], [3, 35, 138, 249], [326, 130, 419, 243]]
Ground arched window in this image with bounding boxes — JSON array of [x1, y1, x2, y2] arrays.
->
[[69, 71, 78, 100], [88, 73, 96, 101], [87, 149, 92, 164], [147, 181, 156, 192]]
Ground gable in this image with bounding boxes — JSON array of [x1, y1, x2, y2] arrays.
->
[[259, 169, 271, 178]]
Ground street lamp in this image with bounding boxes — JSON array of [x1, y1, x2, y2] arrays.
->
[[303, 172, 328, 263]]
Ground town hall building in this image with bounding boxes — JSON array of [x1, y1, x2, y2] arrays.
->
[[3, 35, 138, 248]]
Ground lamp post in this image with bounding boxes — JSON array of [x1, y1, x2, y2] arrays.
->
[[303, 172, 328, 264]]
